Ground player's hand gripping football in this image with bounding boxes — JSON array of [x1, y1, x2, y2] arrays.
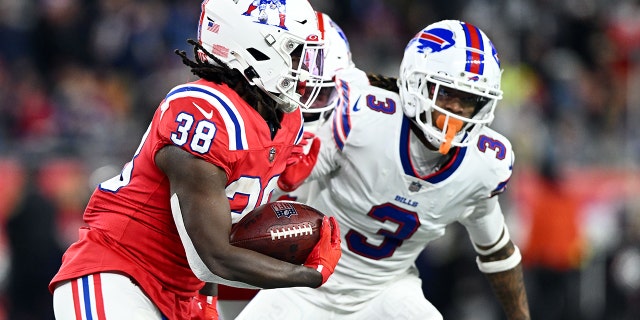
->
[[304, 216, 342, 287], [190, 294, 218, 320], [278, 132, 320, 192]]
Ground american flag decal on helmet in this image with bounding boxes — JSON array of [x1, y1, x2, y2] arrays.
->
[[207, 20, 220, 33]]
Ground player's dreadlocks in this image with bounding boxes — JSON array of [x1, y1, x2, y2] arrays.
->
[[175, 39, 282, 130], [367, 74, 399, 93]]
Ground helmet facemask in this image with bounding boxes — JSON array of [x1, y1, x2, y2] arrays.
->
[[401, 71, 501, 153], [398, 20, 503, 153], [299, 12, 355, 132], [261, 39, 326, 113]]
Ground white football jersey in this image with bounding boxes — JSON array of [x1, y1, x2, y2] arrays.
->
[[307, 69, 514, 302], [271, 69, 371, 205], [236, 69, 516, 318]]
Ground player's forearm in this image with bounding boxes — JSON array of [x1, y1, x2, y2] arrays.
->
[[473, 226, 530, 319], [198, 282, 218, 296], [484, 264, 530, 320], [200, 241, 322, 289]]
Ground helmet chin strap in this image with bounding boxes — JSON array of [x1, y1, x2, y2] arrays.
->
[[251, 76, 299, 113], [409, 118, 440, 151], [230, 50, 299, 113]]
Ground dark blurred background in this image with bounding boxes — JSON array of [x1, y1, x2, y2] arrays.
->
[[1, 0, 639, 319]]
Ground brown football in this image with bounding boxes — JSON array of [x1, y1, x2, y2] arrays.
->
[[229, 201, 324, 265]]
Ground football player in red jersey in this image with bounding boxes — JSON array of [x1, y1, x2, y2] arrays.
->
[[49, 1, 341, 319]]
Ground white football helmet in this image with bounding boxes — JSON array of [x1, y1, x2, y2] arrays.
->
[[197, 0, 326, 113], [398, 20, 503, 150], [301, 12, 354, 132]]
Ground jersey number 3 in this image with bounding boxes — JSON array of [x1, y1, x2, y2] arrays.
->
[[346, 203, 420, 260]]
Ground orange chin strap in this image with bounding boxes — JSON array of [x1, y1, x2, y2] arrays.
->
[[435, 115, 463, 155]]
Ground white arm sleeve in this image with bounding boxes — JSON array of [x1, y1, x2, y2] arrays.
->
[[170, 193, 260, 289], [460, 197, 522, 273], [459, 196, 505, 247]]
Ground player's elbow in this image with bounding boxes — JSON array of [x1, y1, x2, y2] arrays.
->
[[476, 241, 522, 273]]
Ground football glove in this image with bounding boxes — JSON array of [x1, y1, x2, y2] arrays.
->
[[278, 132, 320, 192], [304, 216, 342, 287], [190, 294, 218, 320]]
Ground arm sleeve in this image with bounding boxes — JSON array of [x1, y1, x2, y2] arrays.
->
[[459, 196, 506, 247]]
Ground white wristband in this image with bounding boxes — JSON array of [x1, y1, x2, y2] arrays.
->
[[476, 245, 522, 274]]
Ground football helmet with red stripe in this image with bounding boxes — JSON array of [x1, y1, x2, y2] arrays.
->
[[398, 20, 503, 151], [301, 12, 354, 132], [197, 0, 326, 113]]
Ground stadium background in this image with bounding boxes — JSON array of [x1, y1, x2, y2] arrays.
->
[[0, 0, 639, 319]]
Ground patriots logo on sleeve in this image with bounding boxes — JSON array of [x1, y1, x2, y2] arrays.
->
[[408, 28, 455, 54]]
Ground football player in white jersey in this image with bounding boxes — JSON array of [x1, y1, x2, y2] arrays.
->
[[216, 12, 355, 319], [273, 11, 356, 203], [237, 20, 531, 320]]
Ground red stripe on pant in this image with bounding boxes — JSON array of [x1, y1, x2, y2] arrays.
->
[[71, 275, 107, 320]]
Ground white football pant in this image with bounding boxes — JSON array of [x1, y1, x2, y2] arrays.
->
[[52, 272, 166, 320], [235, 273, 442, 320]]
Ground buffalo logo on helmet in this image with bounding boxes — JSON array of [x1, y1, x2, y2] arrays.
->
[[271, 201, 299, 218], [409, 28, 455, 54], [242, 0, 288, 30]]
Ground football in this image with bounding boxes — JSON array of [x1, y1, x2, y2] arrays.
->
[[229, 201, 325, 265]]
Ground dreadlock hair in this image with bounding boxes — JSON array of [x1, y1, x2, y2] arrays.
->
[[174, 39, 282, 130], [367, 74, 399, 93]]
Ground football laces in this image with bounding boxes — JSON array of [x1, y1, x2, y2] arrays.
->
[[270, 224, 314, 240]]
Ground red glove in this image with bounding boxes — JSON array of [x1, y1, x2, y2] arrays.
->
[[278, 132, 321, 192], [288, 131, 315, 164], [190, 294, 219, 320], [304, 216, 342, 287]]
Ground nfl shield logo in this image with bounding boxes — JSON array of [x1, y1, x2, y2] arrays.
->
[[268, 147, 276, 162], [409, 181, 422, 192], [272, 202, 298, 218]]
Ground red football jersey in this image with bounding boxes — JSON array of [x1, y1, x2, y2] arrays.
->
[[50, 79, 304, 319]]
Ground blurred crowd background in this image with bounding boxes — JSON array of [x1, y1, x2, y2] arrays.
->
[[1, 0, 639, 319]]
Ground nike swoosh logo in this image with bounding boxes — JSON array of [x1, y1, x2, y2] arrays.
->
[[353, 98, 361, 111], [193, 102, 213, 119]]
